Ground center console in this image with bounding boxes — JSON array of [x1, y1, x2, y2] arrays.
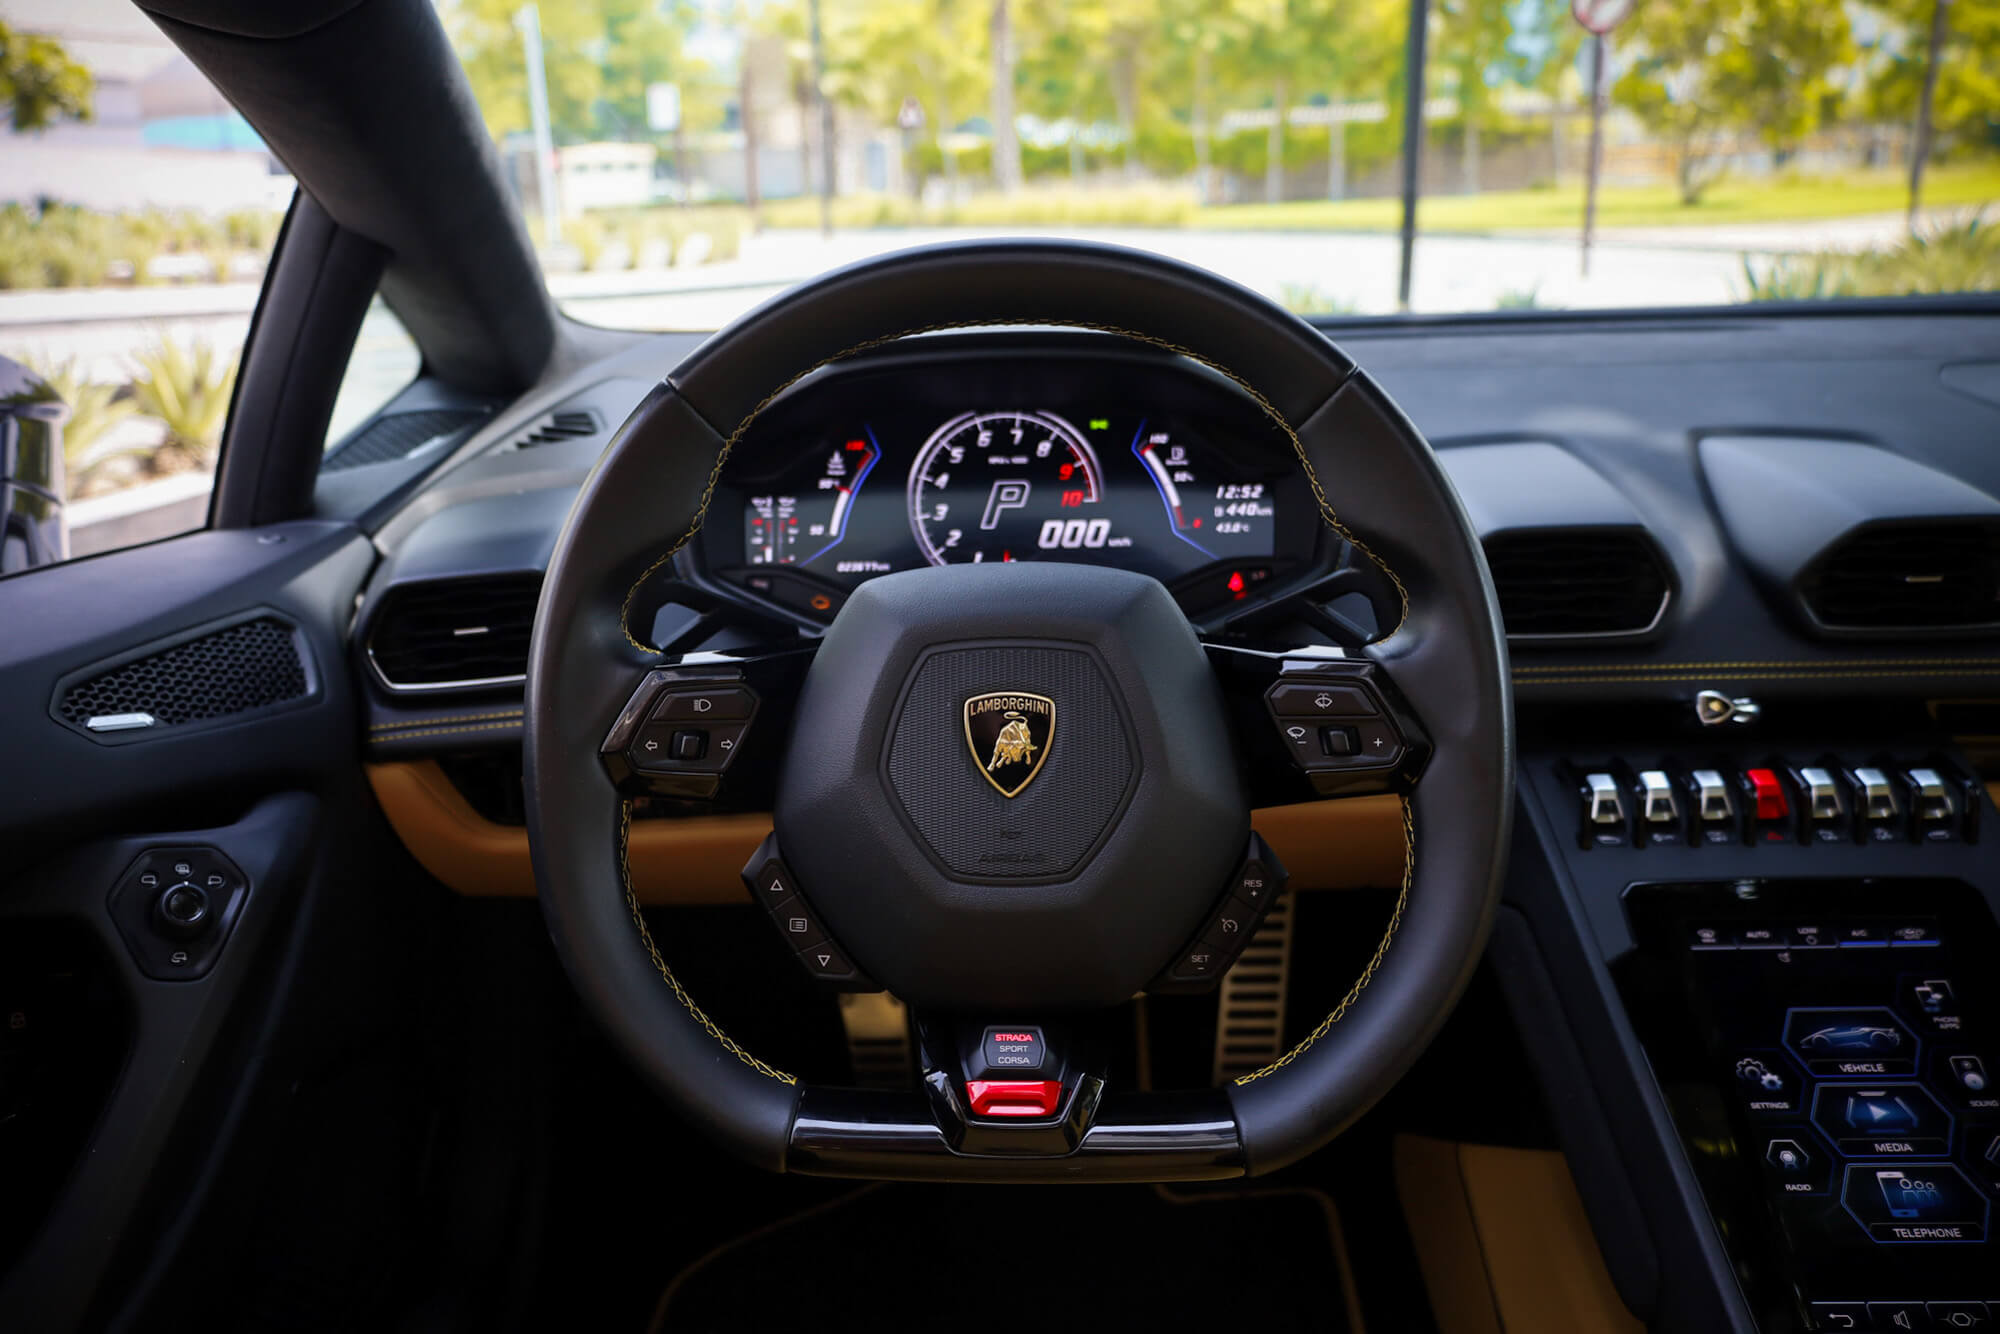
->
[[1621, 880, 1998, 1331], [1510, 727, 2000, 1334]]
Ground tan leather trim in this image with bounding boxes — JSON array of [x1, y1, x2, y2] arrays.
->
[[365, 760, 768, 903], [1254, 793, 1407, 890], [1394, 1134, 1643, 1334], [368, 759, 1408, 900]]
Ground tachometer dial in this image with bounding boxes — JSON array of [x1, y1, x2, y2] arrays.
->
[[907, 411, 1108, 565]]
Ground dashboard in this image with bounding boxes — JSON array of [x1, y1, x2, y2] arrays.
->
[[692, 348, 1330, 624]]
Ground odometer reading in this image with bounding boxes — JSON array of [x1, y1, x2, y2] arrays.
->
[[906, 410, 1120, 565]]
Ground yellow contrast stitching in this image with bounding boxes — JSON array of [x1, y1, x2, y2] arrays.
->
[[609, 315, 1417, 1088], [618, 801, 796, 1084], [1515, 668, 2000, 685], [1513, 657, 2000, 673], [617, 318, 1408, 651], [369, 709, 525, 732], [1235, 799, 1414, 1085], [365, 721, 523, 743]]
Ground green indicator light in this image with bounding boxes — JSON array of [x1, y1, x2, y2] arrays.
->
[[1088, 418, 1109, 431]]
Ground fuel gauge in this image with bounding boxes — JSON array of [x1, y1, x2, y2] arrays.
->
[[1130, 422, 1276, 563]]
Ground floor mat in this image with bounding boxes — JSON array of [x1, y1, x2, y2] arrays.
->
[[651, 1181, 1361, 1334]]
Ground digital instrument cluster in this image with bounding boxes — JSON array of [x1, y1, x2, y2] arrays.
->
[[698, 350, 1320, 622]]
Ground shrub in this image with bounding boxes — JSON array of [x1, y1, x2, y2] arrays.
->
[[1741, 215, 2000, 301], [129, 335, 239, 470]]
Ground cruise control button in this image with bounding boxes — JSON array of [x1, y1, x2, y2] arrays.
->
[[1267, 683, 1375, 718], [768, 897, 827, 949], [653, 686, 756, 721], [798, 941, 857, 981], [1202, 897, 1258, 949], [1842, 1161, 1990, 1243], [1233, 859, 1278, 911], [1167, 941, 1226, 982]]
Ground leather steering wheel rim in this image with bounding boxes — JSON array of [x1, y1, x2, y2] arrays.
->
[[525, 239, 1513, 1177]]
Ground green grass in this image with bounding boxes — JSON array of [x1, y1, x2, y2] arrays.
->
[[1740, 215, 2000, 300], [758, 162, 2000, 236], [1199, 163, 2000, 234]]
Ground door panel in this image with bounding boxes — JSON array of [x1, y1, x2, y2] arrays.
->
[[0, 520, 382, 1329]]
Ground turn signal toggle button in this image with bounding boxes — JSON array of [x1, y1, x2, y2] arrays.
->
[[965, 1079, 1063, 1119]]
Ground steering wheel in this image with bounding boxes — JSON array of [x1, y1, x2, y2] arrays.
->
[[525, 240, 1512, 1181]]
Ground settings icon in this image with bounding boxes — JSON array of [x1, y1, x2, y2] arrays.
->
[[1734, 1057, 1785, 1092]]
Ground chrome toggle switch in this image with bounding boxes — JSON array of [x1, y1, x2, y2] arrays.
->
[[1638, 770, 1679, 824]]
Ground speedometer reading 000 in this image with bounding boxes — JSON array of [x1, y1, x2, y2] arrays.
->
[[907, 411, 1117, 565]]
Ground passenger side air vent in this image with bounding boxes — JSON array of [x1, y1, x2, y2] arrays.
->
[[1798, 520, 2000, 631], [366, 574, 543, 691], [1483, 529, 1672, 640], [508, 409, 600, 451], [322, 408, 485, 472]]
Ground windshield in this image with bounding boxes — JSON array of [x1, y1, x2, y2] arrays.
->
[[435, 0, 2000, 329]]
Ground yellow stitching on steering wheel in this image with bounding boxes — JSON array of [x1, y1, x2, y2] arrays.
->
[[608, 315, 1417, 1095], [1233, 799, 1413, 1084], [617, 801, 796, 1084]]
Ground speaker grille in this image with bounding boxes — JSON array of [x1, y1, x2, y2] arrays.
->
[[322, 409, 484, 472], [58, 617, 307, 728]]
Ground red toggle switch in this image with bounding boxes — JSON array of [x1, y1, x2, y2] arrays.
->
[[965, 1079, 1063, 1118], [1746, 768, 1788, 821]]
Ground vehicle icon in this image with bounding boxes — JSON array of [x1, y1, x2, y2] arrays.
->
[[1799, 1024, 1903, 1052]]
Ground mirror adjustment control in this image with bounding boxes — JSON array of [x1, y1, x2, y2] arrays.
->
[[154, 882, 210, 938], [107, 846, 249, 980]]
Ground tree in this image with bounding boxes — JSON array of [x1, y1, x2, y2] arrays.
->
[[1432, 0, 1514, 192], [1860, 0, 2000, 224], [828, 0, 987, 191], [445, 0, 716, 144], [0, 21, 93, 132], [1614, 0, 1856, 205], [991, 1, 1023, 190]]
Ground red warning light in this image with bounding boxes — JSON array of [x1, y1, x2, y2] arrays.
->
[[1002, 550, 1014, 562], [1193, 517, 1202, 528], [1227, 570, 1246, 599], [845, 439, 869, 451]]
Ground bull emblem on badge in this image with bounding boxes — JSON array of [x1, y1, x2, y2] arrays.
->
[[962, 691, 1055, 798], [986, 712, 1038, 771]]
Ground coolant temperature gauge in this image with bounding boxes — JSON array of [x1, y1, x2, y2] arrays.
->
[[744, 429, 880, 566]]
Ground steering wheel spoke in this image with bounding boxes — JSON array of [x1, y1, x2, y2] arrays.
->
[[527, 240, 1510, 1182], [597, 644, 817, 803], [1206, 642, 1433, 802]]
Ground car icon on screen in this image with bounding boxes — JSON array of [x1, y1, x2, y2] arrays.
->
[[1799, 1025, 1903, 1052]]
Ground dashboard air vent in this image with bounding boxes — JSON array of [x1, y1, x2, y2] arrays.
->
[[1483, 529, 1671, 640], [1798, 520, 2000, 631], [509, 409, 600, 450], [367, 574, 543, 690]]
